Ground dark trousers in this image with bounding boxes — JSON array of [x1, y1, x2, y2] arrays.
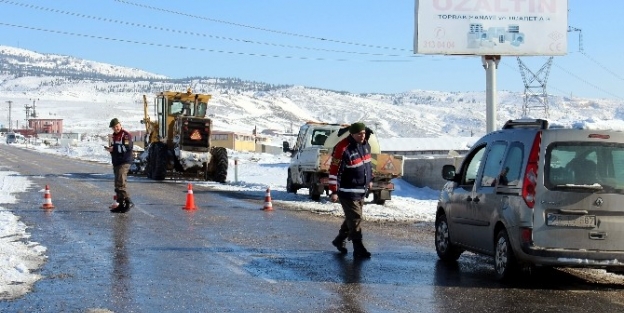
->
[[338, 197, 365, 240], [113, 163, 131, 201]]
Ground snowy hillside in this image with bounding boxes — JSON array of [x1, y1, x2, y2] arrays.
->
[[0, 45, 167, 79], [1, 45, 623, 138]]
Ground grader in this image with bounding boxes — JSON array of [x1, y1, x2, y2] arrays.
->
[[132, 88, 228, 182]]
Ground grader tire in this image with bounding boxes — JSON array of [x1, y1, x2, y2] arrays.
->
[[206, 147, 228, 183], [150, 142, 168, 180]]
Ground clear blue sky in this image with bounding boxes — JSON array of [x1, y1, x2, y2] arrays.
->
[[0, 0, 621, 100]]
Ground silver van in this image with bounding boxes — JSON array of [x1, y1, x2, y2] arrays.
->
[[436, 118, 624, 280]]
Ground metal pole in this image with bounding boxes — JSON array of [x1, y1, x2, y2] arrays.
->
[[482, 56, 500, 133], [234, 158, 239, 183], [6, 101, 12, 131]]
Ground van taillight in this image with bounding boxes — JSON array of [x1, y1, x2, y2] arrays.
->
[[522, 132, 541, 208]]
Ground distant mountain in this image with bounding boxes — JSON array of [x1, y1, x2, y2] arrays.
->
[[0, 45, 622, 138]]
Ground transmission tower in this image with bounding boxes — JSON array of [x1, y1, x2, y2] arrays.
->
[[517, 56, 553, 118], [568, 26, 583, 52]]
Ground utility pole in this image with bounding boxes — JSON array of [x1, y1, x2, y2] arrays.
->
[[6, 100, 12, 131], [24, 103, 32, 128], [29, 98, 39, 118]]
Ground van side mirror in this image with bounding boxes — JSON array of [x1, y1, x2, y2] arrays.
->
[[282, 141, 290, 153]]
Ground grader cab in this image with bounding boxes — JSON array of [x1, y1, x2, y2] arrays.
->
[[134, 88, 228, 182]]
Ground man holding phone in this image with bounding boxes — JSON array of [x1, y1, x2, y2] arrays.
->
[[105, 118, 134, 213]]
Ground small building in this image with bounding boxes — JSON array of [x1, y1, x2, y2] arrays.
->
[[211, 131, 269, 152], [28, 118, 63, 134]]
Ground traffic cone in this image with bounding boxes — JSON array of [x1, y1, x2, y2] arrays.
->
[[262, 187, 273, 211], [183, 183, 197, 210], [109, 195, 119, 209], [41, 185, 55, 209]]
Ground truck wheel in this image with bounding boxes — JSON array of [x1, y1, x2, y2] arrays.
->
[[151, 142, 167, 180], [309, 185, 321, 201], [373, 192, 386, 205], [206, 147, 228, 183], [286, 171, 298, 194], [146, 145, 154, 179]]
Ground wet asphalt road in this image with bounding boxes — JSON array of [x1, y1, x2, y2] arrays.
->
[[1, 144, 624, 313]]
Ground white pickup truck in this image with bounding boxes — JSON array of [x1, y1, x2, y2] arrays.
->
[[283, 122, 404, 205]]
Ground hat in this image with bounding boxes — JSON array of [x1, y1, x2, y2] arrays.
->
[[109, 118, 120, 128], [349, 122, 366, 134]]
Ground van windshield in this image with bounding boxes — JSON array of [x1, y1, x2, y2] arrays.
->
[[546, 142, 624, 192]]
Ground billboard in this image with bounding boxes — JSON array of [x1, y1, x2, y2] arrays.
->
[[414, 0, 568, 56]]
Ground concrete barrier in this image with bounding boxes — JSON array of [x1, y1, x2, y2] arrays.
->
[[401, 156, 465, 190]]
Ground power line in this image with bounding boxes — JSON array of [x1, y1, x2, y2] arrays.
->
[[501, 60, 623, 100], [0, 0, 414, 58], [552, 62, 624, 100], [0, 22, 416, 63], [114, 0, 410, 52], [581, 51, 624, 82]]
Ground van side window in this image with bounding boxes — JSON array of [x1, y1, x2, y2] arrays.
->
[[480, 142, 508, 187], [500, 143, 524, 186], [463, 145, 486, 185]]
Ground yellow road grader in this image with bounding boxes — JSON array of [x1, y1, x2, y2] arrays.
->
[[131, 89, 228, 182]]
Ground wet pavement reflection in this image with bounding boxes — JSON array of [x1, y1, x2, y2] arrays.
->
[[112, 214, 132, 308], [335, 254, 365, 313]]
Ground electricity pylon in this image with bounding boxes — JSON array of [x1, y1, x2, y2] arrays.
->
[[517, 56, 553, 118]]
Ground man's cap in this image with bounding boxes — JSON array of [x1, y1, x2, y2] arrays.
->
[[349, 122, 366, 134], [109, 118, 120, 128]]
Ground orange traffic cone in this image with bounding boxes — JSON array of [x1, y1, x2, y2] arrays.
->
[[109, 195, 119, 209], [262, 187, 273, 211], [183, 183, 197, 210], [41, 185, 55, 209]]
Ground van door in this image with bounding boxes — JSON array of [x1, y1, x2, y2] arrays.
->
[[467, 141, 508, 253], [446, 144, 486, 246], [534, 138, 624, 252]]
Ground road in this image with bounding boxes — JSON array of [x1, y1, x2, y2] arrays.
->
[[1, 144, 623, 313]]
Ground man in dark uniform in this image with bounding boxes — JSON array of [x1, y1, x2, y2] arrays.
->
[[105, 118, 134, 213], [328, 122, 374, 258]]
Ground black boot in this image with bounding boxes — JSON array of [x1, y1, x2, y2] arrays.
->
[[110, 196, 125, 213], [332, 233, 348, 255], [125, 198, 135, 210], [352, 232, 371, 259], [353, 240, 371, 258], [111, 198, 132, 213]]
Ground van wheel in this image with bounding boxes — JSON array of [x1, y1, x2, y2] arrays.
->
[[309, 185, 321, 201], [373, 192, 386, 205], [435, 213, 463, 262], [494, 229, 519, 280]]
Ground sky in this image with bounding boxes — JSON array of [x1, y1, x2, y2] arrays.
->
[[0, 0, 623, 100]]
